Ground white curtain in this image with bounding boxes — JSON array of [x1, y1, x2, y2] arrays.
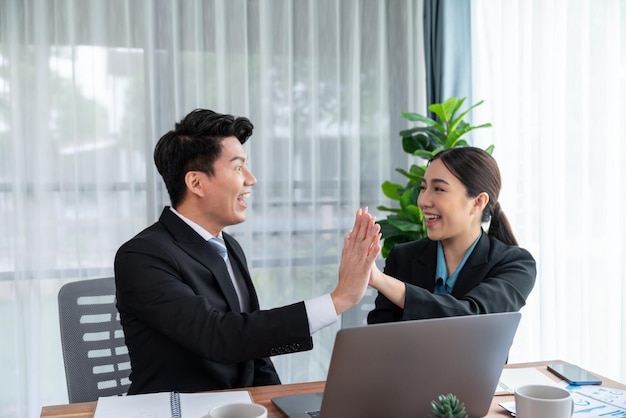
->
[[0, 0, 425, 416], [471, 0, 626, 384]]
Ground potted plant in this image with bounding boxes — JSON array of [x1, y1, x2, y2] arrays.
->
[[376, 97, 493, 257], [430, 393, 469, 418]]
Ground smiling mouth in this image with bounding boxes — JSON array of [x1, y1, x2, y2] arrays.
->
[[425, 214, 441, 221], [237, 192, 250, 207]]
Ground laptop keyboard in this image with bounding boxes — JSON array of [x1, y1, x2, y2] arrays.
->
[[306, 411, 321, 418]]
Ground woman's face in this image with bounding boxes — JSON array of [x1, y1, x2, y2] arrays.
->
[[417, 159, 485, 245]]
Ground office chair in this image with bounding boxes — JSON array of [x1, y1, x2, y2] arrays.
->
[[58, 277, 131, 403]]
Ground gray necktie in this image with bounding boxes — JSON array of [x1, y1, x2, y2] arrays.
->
[[209, 237, 228, 261], [208, 236, 250, 312]]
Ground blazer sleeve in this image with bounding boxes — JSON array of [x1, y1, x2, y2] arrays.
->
[[368, 235, 537, 322], [115, 235, 313, 364], [367, 245, 406, 324], [402, 243, 536, 320]]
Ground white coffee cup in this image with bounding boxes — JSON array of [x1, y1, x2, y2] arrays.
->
[[515, 384, 573, 418], [207, 402, 268, 418]]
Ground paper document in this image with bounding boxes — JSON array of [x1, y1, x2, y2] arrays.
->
[[499, 385, 626, 417], [93, 390, 252, 418], [495, 367, 560, 395]]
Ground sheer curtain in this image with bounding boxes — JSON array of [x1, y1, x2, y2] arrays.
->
[[0, 1, 425, 416], [471, 0, 626, 383]]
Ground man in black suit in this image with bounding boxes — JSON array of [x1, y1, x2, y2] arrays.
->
[[114, 109, 380, 395]]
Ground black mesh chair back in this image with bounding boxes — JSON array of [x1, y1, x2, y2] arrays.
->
[[58, 277, 131, 403]]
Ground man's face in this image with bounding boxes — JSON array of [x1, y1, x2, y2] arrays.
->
[[195, 136, 256, 234]]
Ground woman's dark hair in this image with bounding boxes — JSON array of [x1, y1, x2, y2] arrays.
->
[[429, 147, 518, 246], [153, 108, 254, 208]]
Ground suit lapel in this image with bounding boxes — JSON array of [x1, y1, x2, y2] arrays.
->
[[159, 208, 242, 312], [414, 240, 438, 292], [451, 232, 490, 297], [223, 234, 261, 310]]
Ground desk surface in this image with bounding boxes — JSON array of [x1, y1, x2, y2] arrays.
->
[[41, 360, 624, 418]]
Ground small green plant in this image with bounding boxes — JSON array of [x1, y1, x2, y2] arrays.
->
[[430, 393, 469, 418], [376, 97, 493, 257]]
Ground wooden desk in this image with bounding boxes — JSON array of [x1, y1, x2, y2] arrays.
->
[[41, 361, 625, 418]]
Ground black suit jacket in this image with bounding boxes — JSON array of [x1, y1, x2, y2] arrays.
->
[[368, 232, 536, 324], [114, 207, 313, 394]]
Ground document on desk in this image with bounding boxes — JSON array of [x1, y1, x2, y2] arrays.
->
[[495, 367, 560, 395], [93, 390, 253, 418], [570, 385, 626, 416], [499, 385, 626, 417]]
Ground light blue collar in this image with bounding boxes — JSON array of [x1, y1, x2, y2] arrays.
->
[[434, 232, 481, 294]]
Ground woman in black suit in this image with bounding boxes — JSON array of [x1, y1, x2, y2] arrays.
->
[[368, 147, 536, 324]]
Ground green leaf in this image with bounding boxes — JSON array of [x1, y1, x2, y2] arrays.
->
[[375, 205, 401, 214], [381, 238, 398, 258], [404, 205, 425, 228], [376, 219, 399, 236], [415, 146, 446, 160], [381, 181, 402, 200], [401, 131, 435, 154], [423, 126, 448, 145], [401, 127, 447, 151], [409, 164, 426, 177], [429, 97, 464, 123], [401, 126, 446, 146], [446, 122, 492, 147], [399, 188, 419, 214], [400, 111, 438, 126], [378, 223, 404, 237], [449, 99, 483, 132], [395, 168, 422, 184], [387, 218, 422, 232], [380, 232, 422, 257]]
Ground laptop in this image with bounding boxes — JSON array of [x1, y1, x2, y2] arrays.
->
[[272, 312, 521, 418]]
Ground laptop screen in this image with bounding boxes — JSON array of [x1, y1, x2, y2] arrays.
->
[[273, 312, 521, 418]]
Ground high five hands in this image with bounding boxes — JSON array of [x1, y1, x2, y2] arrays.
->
[[331, 208, 381, 315]]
